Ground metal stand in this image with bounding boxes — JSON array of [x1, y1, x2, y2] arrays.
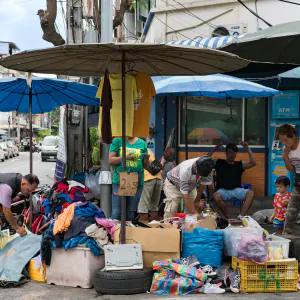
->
[[29, 87, 33, 229], [121, 51, 126, 244], [184, 93, 188, 160]]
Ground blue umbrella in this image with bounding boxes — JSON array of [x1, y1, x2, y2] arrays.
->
[[279, 66, 300, 79], [152, 74, 279, 98], [0, 76, 98, 114], [0, 75, 99, 228], [152, 74, 279, 160]]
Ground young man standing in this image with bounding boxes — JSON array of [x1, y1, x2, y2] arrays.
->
[[213, 142, 256, 219]]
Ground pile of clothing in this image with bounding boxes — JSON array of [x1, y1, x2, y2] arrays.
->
[[40, 179, 117, 266], [42, 179, 94, 217]]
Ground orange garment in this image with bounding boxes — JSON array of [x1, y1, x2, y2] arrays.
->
[[53, 203, 75, 235], [132, 72, 156, 138]]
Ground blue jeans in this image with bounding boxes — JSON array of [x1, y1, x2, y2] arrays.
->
[[112, 184, 143, 221]]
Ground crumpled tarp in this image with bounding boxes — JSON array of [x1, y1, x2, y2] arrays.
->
[[150, 258, 207, 295], [0, 234, 42, 286]]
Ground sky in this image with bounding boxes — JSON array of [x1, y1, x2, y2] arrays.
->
[[0, 0, 66, 51]]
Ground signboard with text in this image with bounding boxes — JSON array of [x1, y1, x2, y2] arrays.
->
[[271, 90, 300, 119]]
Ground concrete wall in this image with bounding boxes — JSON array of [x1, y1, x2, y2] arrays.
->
[[145, 0, 300, 42]]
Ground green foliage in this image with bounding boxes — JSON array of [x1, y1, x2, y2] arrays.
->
[[92, 146, 100, 166], [37, 129, 51, 142], [130, 0, 149, 11], [90, 127, 99, 149]]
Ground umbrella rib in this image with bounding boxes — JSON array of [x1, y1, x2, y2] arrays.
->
[[135, 51, 226, 74], [0, 80, 27, 108], [34, 80, 65, 108], [44, 80, 99, 103], [37, 80, 89, 106], [15, 83, 31, 112], [32, 82, 44, 114]]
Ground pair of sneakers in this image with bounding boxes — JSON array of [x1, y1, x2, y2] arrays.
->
[[181, 255, 218, 279], [223, 268, 241, 293]]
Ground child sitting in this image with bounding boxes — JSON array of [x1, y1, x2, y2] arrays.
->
[[269, 176, 291, 234]]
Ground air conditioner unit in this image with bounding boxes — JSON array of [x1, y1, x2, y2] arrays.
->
[[210, 23, 248, 37]]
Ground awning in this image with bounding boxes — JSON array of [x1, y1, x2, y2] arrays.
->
[[165, 34, 245, 49]]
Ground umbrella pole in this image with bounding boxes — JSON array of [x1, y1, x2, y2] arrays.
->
[[121, 51, 126, 244], [29, 86, 33, 229], [184, 93, 188, 160]]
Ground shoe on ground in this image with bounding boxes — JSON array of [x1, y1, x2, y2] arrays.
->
[[200, 265, 218, 278], [181, 254, 200, 267], [229, 269, 241, 293], [199, 283, 226, 294]]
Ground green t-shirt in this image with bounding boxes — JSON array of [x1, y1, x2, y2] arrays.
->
[[109, 138, 148, 185]]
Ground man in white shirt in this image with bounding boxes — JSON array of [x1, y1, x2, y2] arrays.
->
[[163, 155, 215, 219]]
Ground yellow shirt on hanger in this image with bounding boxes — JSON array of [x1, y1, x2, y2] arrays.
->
[[97, 74, 137, 137], [132, 72, 156, 138]]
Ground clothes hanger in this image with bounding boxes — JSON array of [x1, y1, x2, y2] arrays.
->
[[127, 61, 137, 74]]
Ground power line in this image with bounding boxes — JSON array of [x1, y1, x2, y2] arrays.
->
[[278, 0, 300, 5], [237, 0, 273, 27], [154, 15, 196, 41]]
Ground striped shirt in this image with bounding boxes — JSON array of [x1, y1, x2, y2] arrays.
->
[[167, 156, 212, 194]]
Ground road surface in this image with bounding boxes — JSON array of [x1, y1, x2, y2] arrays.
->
[[0, 152, 56, 185]]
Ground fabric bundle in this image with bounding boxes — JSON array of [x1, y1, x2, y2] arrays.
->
[[150, 258, 207, 295]]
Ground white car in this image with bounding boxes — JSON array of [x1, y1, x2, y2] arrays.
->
[[6, 140, 19, 157], [0, 142, 11, 159], [0, 148, 5, 162]]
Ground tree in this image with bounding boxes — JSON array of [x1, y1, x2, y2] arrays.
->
[[38, 0, 143, 46]]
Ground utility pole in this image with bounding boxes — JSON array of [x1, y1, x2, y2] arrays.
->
[[99, 0, 113, 218], [66, 0, 85, 177]]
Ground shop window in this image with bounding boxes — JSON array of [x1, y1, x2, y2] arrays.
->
[[245, 98, 266, 145], [180, 96, 265, 146]]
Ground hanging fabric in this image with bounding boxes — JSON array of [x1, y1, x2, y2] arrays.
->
[[132, 72, 156, 138], [97, 74, 137, 137], [99, 69, 113, 144]]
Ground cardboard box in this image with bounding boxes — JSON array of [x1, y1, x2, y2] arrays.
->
[[184, 217, 217, 232], [114, 225, 181, 267]]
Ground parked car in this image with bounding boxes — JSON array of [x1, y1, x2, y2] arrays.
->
[[41, 136, 59, 161], [0, 148, 5, 162], [0, 142, 12, 159], [6, 140, 19, 157]]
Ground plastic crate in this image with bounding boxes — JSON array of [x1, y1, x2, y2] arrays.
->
[[27, 260, 46, 283], [232, 257, 298, 293], [265, 235, 291, 260]]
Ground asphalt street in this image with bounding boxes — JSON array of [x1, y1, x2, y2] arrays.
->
[[0, 152, 55, 185]]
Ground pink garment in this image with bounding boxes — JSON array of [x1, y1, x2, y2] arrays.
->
[[95, 218, 117, 240]]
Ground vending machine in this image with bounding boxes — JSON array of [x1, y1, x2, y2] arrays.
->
[[269, 90, 300, 196]]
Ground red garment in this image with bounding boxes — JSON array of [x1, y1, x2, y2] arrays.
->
[[61, 202, 71, 213], [55, 182, 69, 194], [273, 192, 291, 221], [69, 186, 89, 201]]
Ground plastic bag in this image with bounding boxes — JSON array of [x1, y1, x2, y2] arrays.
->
[[85, 172, 101, 198], [181, 228, 224, 267], [237, 233, 268, 264]]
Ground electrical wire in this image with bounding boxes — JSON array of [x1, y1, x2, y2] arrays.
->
[[237, 0, 273, 27], [277, 0, 300, 5]]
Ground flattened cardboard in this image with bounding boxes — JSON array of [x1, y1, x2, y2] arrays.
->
[[184, 217, 217, 232], [114, 226, 181, 267]]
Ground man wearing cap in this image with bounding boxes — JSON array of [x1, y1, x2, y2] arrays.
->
[[163, 154, 216, 219]]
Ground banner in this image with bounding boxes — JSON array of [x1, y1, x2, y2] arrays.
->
[[54, 107, 67, 181]]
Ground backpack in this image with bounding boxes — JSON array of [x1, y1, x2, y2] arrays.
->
[[147, 160, 162, 176]]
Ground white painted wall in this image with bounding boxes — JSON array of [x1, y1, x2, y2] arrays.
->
[[145, 0, 300, 42]]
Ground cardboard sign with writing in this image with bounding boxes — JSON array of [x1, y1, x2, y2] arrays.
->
[[117, 172, 138, 196]]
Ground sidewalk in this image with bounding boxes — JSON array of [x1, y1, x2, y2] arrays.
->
[[1, 281, 299, 300]]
